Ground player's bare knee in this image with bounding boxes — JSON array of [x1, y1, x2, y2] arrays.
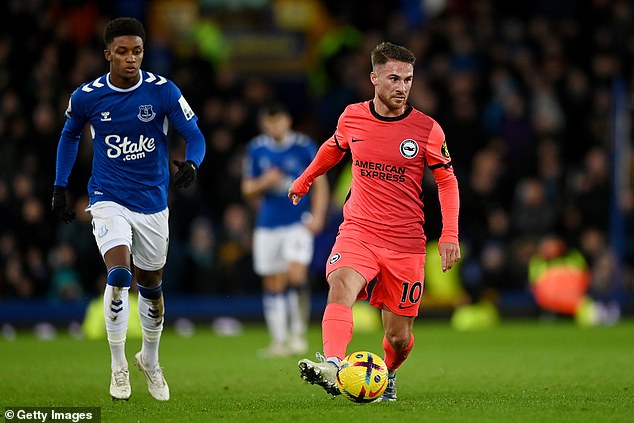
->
[[135, 268, 163, 288], [326, 276, 345, 295], [329, 268, 367, 308], [326, 280, 356, 307]]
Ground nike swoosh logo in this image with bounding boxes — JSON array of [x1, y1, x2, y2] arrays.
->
[[397, 303, 416, 309], [351, 138, 364, 143]]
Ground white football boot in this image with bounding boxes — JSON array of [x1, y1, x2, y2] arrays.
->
[[298, 353, 340, 396], [109, 368, 131, 400], [134, 352, 170, 401]]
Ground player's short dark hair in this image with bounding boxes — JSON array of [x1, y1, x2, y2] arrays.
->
[[371, 42, 416, 70], [258, 101, 290, 119], [103, 17, 146, 46]]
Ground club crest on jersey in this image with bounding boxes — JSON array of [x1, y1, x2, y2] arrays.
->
[[441, 140, 451, 158], [400, 139, 419, 159], [137, 104, 156, 122], [329, 253, 341, 265]]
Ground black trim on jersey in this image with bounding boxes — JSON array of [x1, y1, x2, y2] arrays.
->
[[369, 100, 413, 121], [428, 161, 453, 170], [334, 134, 350, 152]]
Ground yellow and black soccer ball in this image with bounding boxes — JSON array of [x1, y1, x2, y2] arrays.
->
[[336, 351, 388, 403]]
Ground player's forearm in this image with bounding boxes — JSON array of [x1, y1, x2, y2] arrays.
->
[[435, 169, 460, 244], [241, 177, 272, 200], [309, 175, 330, 230], [182, 127, 206, 167], [54, 131, 81, 187], [293, 138, 345, 196], [242, 167, 288, 200]]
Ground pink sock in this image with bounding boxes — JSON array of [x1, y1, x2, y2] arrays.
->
[[383, 334, 414, 371], [322, 303, 353, 360]]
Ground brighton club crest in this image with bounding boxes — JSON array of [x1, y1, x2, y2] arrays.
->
[[399, 139, 419, 159], [138, 104, 156, 122]]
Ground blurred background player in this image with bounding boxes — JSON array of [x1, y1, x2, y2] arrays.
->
[[242, 102, 329, 357], [51, 17, 206, 401], [289, 42, 460, 401]]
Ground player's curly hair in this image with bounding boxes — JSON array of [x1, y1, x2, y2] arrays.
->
[[371, 42, 416, 70], [103, 17, 146, 46]]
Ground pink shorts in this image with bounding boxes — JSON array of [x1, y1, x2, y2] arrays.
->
[[326, 235, 426, 317]]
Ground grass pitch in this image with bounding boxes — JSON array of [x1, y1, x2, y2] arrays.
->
[[1, 319, 632, 422]]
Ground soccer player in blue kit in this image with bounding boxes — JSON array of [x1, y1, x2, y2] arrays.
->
[[51, 17, 206, 401], [242, 102, 329, 358]]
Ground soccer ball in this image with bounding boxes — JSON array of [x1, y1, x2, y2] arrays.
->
[[336, 351, 388, 403]]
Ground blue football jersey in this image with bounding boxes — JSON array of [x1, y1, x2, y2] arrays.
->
[[55, 71, 205, 213], [244, 131, 318, 228]]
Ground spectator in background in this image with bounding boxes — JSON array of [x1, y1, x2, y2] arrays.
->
[[3, 249, 33, 298], [564, 147, 611, 235], [48, 242, 82, 300], [510, 177, 556, 240], [215, 202, 259, 294], [199, 125, 244, 220], [529, 235, 590, 318], [460, 146, 513, 301], [507, 177, 557, 290], [181, 216, 217, 294], [242, 102, 329, 358]]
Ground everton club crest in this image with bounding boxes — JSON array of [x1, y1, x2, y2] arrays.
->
[[138, 104, 156, 122]]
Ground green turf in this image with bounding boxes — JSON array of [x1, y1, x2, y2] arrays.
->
[[1, 320, 633, 422]]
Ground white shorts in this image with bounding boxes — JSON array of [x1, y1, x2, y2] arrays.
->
[[253, 223, 314, 276], [87, 201, 169, 271]]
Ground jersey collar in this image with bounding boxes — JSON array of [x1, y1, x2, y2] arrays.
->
[[106, 70, 144, 92], [369, 100, 413, 122]]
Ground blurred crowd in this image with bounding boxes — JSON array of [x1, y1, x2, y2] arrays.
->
[[0, 0, 632, 314]]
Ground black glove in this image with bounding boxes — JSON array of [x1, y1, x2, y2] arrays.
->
[[173, 160, 198, 189], [51, 185, 76, 223]]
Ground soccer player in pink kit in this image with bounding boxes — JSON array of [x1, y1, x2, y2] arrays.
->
[[288, 42, 461, 401]]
